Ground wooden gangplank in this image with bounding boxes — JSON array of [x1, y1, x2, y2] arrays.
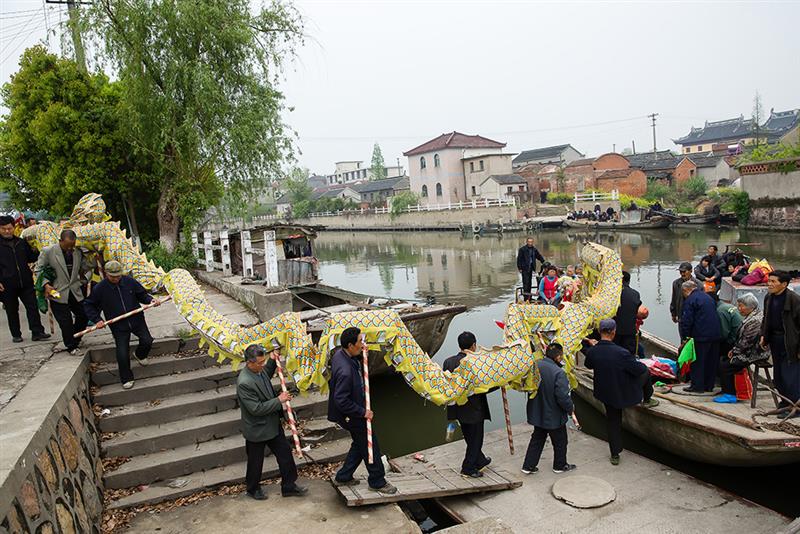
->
[[333, 467, 522, 506]]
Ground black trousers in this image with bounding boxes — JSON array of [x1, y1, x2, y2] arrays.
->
[[719, 358, 748, 395], [614, 333, 638, 356], [112, 323, 153, 384], [1, 284, 44, 338], [245, 434, 298, 494], [522, 425, 568, 470], [690, 340, 719, 392], [50, 293, 88, 351], [459, 421, 488, 474], [521, 270, 534, 301], [335, 419, 386, 489], [604, 404, 624, 456], [771, 338, 800, 404]]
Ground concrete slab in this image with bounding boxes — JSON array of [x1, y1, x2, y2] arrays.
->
[[125, 479, 421, 533], [551, 475, 615, 508], [395, 425, 790, 534], [438, 517, 514, 534]]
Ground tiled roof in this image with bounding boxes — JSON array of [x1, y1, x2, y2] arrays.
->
[[566, 157, 596, 167], [764, 109, 800, 140], [625, 150, 674, 167], [352, 176, 404, 194], [403, 131, 505, 156], [392, 176, 410, 190], [687, 153, 725, 168], [482, 174, 527, 185], [673, 115, 757, 145], [596, 169, 639, 180], [512, 144, 577, 165]]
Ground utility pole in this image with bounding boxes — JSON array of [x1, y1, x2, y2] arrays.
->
[[46, 0, 88, 72], [648, 113, 659, 153]]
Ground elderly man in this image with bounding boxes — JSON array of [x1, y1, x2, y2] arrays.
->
[[516, 237, 546, 302], [679, 280, 721, 393], [83, 261, 159, 389], [328, 327, 396, 494], [760, 271, 800, 408], [35, 229, 90, 354], [0, 215, 49, 343], [237, 344, 307, 500], [670, 262, 695, 325], [585, 319, 658, 465]]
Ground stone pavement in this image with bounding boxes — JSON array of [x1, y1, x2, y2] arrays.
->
[[125, 479, 421, 534], [0, 284, 256, 411]]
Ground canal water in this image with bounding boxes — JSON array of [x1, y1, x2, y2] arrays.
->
[[314, 228, 800, 517]]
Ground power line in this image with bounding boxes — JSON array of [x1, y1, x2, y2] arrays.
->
[[0, 6, 44, 60]]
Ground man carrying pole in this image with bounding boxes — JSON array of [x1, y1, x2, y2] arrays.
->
[[443, 331, 495, 478], [328, 327, 397, 494], [237, 344, 307, 500]]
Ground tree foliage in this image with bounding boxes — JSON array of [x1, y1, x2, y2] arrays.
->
[[684, 176, 708, 199], [86, 0, 303, 249], [0, 46, 159, 240], [390, 190, 419, 216], [370, 142, 386, 181]]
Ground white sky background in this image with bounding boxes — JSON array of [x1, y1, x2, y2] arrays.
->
[[2, 1, 799, 176]]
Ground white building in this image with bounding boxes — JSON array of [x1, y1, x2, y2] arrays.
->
[[325, 161, 405, 185]]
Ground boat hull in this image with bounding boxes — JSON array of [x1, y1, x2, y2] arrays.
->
[[564, 217, 672, 230]]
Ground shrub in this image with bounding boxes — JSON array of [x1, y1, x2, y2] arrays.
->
[[619, 194, 653, 210], [643, 181, 673, 202], [684, 176, 708, 199], [390, 191, 420, 217], [144, 239, 197, 272], [546, 192, 573, 205]]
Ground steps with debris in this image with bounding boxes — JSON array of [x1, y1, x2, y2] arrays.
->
[[91, 348, 342, 508]]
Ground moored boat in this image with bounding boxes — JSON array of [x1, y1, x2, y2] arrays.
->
[[564, 216, 672, 230], [574, 330, 800, 466]]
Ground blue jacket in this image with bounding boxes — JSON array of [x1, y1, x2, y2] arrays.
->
[[526, 358, 573, 429], [584, 340, 647, 409], [83, 276, 152, 333], [327, 347, 366, 426], [679, 289, 721, 342]]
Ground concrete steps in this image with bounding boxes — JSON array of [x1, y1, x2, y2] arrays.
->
[[92, 350, 216, 387]]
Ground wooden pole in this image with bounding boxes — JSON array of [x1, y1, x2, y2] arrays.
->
[[73, 296, 172, 338], [362, 334, 374, 464], [652, 391, 763, 431], [501, 387, 514, 454], [272, 351, 304, 458]]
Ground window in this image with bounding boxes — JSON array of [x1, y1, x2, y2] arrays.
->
[[479, 160, 485, 171], [470, 161, 475, 172], [434, 154, 441, 167], [507, 186, 513, 193], [420, 156, 427, 169], [471, 186, 477, 196], [435, 183, 443, 196], [421, 185, 428, 197], [684, 147, 690, 154], [689, 169, 695, 177], [697, 146, 703, 152], [518, 185, 525, 191]]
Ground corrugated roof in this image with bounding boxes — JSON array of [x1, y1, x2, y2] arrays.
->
[[403, 131, 506, 156]]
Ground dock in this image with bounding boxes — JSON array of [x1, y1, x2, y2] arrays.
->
[[393, 424, 791, 533]]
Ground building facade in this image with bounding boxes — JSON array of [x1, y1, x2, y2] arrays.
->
[[461, 154, 516, 198], [325, 161, 405, 185]]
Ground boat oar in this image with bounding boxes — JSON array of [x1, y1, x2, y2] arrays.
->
[[361, 334, 374, 464], [272, 350, 304, 458], [74, 296, 172, 338], [652, 392, 763, 431]]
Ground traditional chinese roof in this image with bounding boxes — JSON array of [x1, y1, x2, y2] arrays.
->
[[673, 115, 757, 146]]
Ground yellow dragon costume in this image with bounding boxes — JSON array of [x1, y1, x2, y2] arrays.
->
[[24, 193, 622, 405]]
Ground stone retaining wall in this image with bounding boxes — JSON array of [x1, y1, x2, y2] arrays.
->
[[0, 356, 103, 534], [749, 204, 800, 230]]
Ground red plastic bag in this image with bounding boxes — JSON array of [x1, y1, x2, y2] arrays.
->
[[734, 369, 753, 400]]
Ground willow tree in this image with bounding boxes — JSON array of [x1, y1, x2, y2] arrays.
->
[[87, 0, 303, 250]]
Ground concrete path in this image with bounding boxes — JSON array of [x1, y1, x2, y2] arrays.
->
[[125, 479, 421, 533], [394, 424, 791, 534], [0, 284, 256, 411]]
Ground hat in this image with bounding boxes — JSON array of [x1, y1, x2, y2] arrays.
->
[[105, 260, 125, 276], [678, 262, 692, 272], [598, 318, 617, 332]]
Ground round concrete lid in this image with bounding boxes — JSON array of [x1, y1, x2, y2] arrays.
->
[[551, 475, 616, 508]]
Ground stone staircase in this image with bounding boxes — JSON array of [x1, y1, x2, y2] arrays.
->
[[533, 203, 569, 216], [89, 341, 350, 509]]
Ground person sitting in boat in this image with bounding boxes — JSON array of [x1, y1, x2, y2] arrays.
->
[[538, 266, 562, 306], [716, 294, 767, 404], [694, 256, 721, 298], [706, 245, 726, 271], [679, 280, 722, 393], [557, 267, 578, 303]]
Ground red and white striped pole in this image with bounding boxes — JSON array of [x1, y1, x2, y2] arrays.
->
[[361, 334, 374, 464], [501, 386, 514, 454], [272, 350, 304, 458]]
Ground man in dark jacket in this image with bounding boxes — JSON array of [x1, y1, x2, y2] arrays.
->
[[670, 262, 695, 326], [679, 280, 722, 392], [0, 215, 49, 342], [522, 343, 576, 474], [760, 271, 800, 406], [443, 332, 492, 478], [82, 261, 160, 389], [585, 319, 658, 465], [237, 344, 307, 500], [613, 271, 641, 355], [516, 237, 546, 302], [328, 327, 397, 494]]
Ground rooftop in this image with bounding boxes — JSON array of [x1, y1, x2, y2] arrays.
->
[[674, 115, 758, 145], [481, 173, 527, 185], [687, 153, 725, 168], [566, 157, 596, 168], [352, 176, 406, 193], [764, 108, 800, 140], [512, 144, 581, 165], [403, 131, 506, 156], [596, 168, 640, 180]]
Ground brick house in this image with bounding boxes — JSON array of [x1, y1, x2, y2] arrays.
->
[[595, 169, 647, 197]]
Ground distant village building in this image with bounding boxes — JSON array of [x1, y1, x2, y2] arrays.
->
[[313, 185, 361, 203], [353, 175, 408, 205], [325, 161, 404, 185], [403, 131, 507, 204], [763, 108, 800, 144], [275, 194, 291, 215], [479, 174, 528, 201], [462, 153, 517, 199], [525, 152, 646, 197], [307, 174, 328, 189], [686, 153, 736, 188], [673, 108, 799, 154], [512, 144, 584, 168]]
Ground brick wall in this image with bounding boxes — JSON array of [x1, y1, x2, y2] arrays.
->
[[674, 158, 697, 187], [595, 169, 647, 197]]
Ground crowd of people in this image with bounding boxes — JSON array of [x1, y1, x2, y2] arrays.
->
[[566, 204, 618, 222]]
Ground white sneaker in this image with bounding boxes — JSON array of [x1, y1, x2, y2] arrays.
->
[[132, 353, 148, 366], [122, 381, 134, 390], [68, 348, 83, 356]]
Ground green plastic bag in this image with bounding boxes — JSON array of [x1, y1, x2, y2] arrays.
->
[[34, 266, 56, 314], [677, 338, 696, 377]]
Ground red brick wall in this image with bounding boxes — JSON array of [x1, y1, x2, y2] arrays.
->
[[674, 158, 697, 187], [595, 169, 646, 197], [593, 153, 630, 171]]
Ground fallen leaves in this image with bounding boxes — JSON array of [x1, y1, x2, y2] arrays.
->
[[102, 456, 131, 472], [100, 431, 122, 442]]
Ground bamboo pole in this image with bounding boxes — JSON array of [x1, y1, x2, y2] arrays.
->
[[652, 392, 764, 431], [73, 296, 172, 338], [362, 334, 374, 464], [500, 387, 514, 454], [272, 350, 304, 458]]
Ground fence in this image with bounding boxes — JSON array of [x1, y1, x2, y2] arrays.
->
[[573, 190, 619, 203], [192, 230, 279, 287], [306, 197, 516, 218]]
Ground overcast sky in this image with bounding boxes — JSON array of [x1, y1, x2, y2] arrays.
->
[[2, 1, 799, 176]]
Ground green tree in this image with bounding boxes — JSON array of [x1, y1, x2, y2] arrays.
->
[[370, 142, 386, 181], [390, 191, 419, 217], [555, 168, 566, 192], [752, 91, 764, 147], [684, 175, 707, 199], [0, 46, 159, 241], [86, 0, 303, 250]]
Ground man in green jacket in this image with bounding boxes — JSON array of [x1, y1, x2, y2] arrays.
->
[[717, 299, 743, 365], [237, 344, 307, 500]]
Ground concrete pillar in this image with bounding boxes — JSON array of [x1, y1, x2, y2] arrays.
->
[[203, 231, 214, 272], [263, 230, 279, 287], [241, 230, 254, 278], [219, 229, 232, 276], [191, 232, 200, 261]]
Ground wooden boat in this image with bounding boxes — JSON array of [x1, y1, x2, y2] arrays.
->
[[292, 283, 466, 375], [573, 330, 800, 466], [563, 216, 672, 231]]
